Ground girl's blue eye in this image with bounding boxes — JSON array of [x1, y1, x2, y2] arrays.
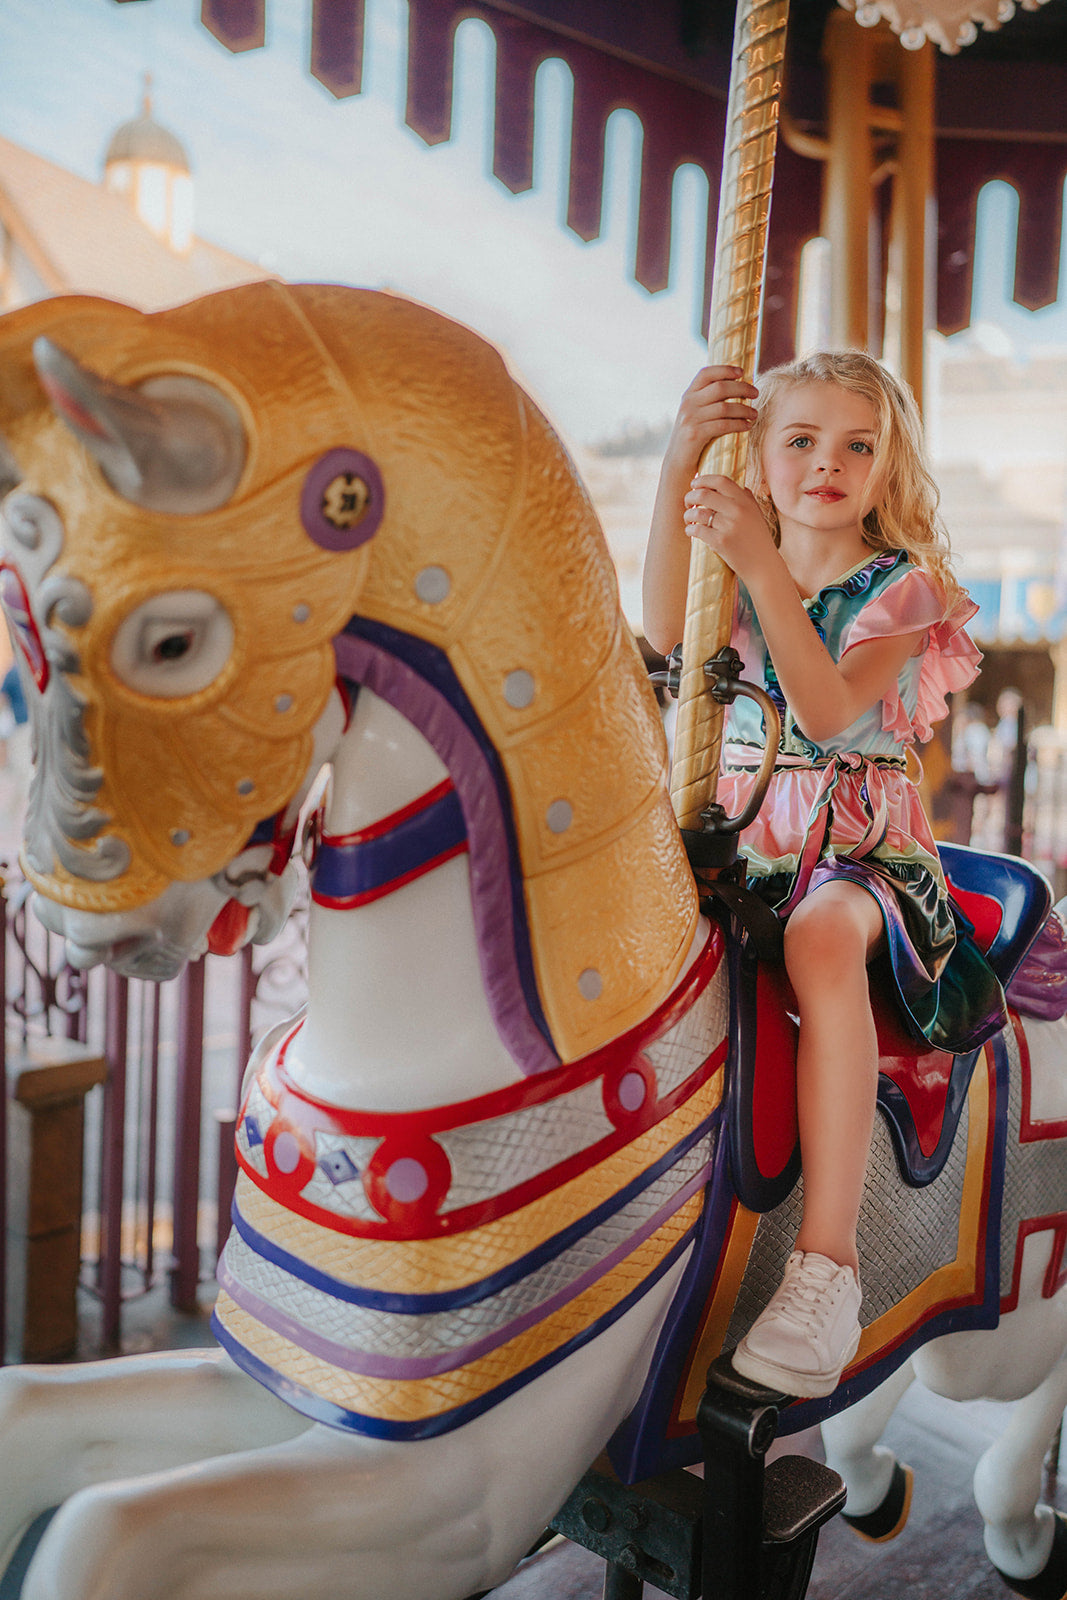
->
[[849, 440, 874, 454], [789, 436, 812, 449]]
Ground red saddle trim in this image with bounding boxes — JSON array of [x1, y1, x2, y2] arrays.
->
[[1015, 1007, 1067, 1144], [749, 874, 1008, 1183], [751, 964, 799, 1180], [874, 997, 957, 1161], [750, 968, 961, 1172], [263, 923, 725, 1138], [946, 879, 1003, 953]]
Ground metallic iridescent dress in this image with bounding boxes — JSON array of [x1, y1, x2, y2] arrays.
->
[[718, 549, 1006, 1053]]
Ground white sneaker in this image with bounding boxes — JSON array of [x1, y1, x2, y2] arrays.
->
[[731, 1250, 862, 1397]]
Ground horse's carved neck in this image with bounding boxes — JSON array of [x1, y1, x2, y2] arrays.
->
[[286, 686, 525, 1113]]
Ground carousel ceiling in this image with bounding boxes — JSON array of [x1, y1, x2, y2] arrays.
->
[[113, 0, 1067, 361]]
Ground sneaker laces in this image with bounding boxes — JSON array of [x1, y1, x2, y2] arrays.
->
[[772, 1257, 847, 1332]]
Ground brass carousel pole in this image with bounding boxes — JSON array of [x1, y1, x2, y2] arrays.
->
[[670, 0, 791, 833]]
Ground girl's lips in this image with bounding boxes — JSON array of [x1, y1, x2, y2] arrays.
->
[[806, 488, 845, 502]]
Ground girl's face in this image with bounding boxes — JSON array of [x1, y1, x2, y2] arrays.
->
[[759, 381, 878, 544]]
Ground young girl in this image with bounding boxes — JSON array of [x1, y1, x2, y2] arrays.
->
[[643, 351, 1006, 1398]]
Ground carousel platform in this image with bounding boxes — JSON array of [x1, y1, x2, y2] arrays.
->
[[491, 1381, 1064, 1600], [4, 1277, 1062, 1600]]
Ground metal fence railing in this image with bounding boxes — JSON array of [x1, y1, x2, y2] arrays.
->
[[1, 862, 310, 1362]]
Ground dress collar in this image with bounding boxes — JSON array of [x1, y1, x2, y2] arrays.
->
[[802, 548, 906, 609]]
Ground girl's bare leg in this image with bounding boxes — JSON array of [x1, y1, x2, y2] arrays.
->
[[732, 879, 883, 1395], [785, 879, 884, 1272]]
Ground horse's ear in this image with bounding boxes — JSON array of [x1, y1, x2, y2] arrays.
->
[[32, 337, 247, 514], [0, 433, 20, 498]]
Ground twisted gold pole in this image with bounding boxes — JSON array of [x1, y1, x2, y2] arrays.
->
[[670, 0, 791, 831]]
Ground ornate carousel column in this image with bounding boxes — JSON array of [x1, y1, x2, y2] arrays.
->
[[821, 8, 936, 407], [669, 0, 1040, 839], [669, 0, 789, 833]]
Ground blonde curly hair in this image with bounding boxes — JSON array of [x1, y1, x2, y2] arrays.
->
[[746, 350, 962, 609]]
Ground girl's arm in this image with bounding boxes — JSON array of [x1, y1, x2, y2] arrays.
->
[[683, 476, 926, 742], [642, 366, 758, 656], [742, 555, 926, 742]]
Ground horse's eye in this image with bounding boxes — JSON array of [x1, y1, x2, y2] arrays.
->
[[111, 591, 234, 699], [153, 632, 194, 663]]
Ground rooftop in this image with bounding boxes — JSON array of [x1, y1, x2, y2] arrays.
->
[[0, 133, 269, 311]]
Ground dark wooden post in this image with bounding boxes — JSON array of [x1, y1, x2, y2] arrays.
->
[[170, 958, 206, 1312], [5, 1037, 107, 1361], [100, 969, 129, 1348], [1005, 703, 1027, 858]]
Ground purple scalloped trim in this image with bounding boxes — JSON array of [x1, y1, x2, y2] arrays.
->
[[1006, 908, 1067, 1022]]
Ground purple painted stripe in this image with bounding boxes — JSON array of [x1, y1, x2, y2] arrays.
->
[[312, 785, 466, 904], [213, 1232, 693, 1443], [333, 631, 557, 1075], [220, 1158, 712, 1381]]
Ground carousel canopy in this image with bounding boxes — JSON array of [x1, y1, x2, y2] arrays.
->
[[113, 0, 1067, 365], [838, 0, 1056, 54]]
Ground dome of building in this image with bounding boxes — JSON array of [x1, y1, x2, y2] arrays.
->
[[103, 79, 195, 254], [105, 101, 189, 174]]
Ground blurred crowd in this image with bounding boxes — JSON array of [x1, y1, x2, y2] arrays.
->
[[951, 688, 1024, 853]]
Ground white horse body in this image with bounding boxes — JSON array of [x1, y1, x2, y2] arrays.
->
[[297, 687, 526, 1109], [824, 1006, 1067, 1584], [4, 666, 1066, 1600], [0, 282, 1066, 1598], [823, 1227, 1067, 1581], [0, 682, 696, 1600]]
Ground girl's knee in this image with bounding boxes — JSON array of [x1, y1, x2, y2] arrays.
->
[[784, 894, 874, 983], [786, 931, 854, 990], [786, 896, 859, 955]]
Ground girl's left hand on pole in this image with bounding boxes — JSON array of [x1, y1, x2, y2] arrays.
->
[[683, 475, 771, 581]]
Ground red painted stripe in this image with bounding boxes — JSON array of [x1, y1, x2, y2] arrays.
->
[[1014, 1007, 1067, 1143], [264, 923, 725, 1135], [235, 1036, 726, 1242], [1001, 1213, 1067, 1314], [233, 926, 729, 1241]]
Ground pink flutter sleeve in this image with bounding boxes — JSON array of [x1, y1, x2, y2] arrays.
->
[[839, 567, 981, 745]]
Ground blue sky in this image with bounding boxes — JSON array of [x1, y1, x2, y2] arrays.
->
[[0, 0, 716, 447], [968, 182, 1067, 347], [1, 0, 1065, 451]]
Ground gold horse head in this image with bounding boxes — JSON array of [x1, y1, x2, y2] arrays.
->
[[0, 283, 697, 1060]]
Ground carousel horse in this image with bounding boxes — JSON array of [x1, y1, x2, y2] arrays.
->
[[0, 283, 1066, 1600]]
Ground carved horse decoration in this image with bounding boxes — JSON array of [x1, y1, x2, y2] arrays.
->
[[0, 283, 1066, 1600]]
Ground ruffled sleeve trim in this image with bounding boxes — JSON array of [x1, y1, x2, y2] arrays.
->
[[839, 567, 981, 745]]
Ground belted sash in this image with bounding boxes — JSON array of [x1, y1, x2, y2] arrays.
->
[[721, 745, 909, 914]]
